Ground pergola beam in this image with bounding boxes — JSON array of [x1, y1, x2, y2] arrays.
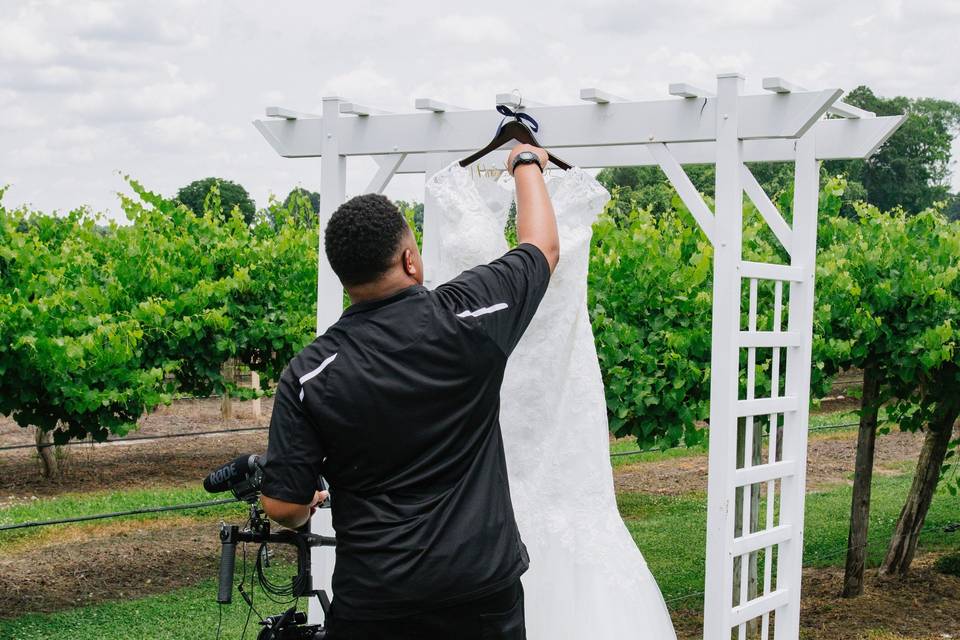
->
[[254, 89, 844, 158], [763, 76, 875, 119], [369, 115, 905, 173]]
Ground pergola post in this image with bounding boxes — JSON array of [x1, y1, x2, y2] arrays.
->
[[307, 95, 346, 627], [703, 72, 746, 637], [316, 96, 347, 335], [774, 133, 819, 638]]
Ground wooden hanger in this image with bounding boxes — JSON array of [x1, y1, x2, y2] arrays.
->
[[459, 105, 571, 171]]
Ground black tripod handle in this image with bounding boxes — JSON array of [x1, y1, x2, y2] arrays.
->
[[218, 530, 238, 604]]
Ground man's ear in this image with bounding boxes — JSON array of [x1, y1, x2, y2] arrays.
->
[[402, 248, 418, 278]]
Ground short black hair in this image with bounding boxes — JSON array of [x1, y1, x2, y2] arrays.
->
[[324, 194, 408, 286]]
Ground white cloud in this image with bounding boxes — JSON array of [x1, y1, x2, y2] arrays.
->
[[63, 80, 211, 121], [321, 67, 401, 105], [432, 14, 517, 44], [58, 125, 102, 145], [0, 105, 45, 129], [0, 0, 956, 219], [0, 10, 58, 63]]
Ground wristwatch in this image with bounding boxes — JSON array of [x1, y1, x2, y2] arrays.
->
[[511, 150, 544, 175]]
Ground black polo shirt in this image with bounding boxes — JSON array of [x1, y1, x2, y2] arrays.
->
[[262, 243, 551, 620]]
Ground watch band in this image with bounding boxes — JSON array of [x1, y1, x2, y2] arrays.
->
[[511, 151, 544, 175]]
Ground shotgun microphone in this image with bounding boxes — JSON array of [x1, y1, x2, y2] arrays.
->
[[203, 454, 261, 494]]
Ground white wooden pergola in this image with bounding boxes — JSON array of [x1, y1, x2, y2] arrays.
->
[[254, 73, 903, 640]]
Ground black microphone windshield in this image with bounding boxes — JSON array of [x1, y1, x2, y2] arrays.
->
[[203, 454, 260, 493]]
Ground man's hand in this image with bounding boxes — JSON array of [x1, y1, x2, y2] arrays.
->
[[506, 143, 549, 175], [262, 489, 329, 530], [310, 489, 330, 514]]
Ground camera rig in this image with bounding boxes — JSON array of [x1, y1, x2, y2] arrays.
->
[[204, 454, 335, 640]]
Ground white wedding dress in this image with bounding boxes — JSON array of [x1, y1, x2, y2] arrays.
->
[[426, 163, 677, 639]]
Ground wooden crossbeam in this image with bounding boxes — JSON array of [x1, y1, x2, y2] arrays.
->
[[731, 525, 793, 557], [739, 261, 804, 282], [265, 106, 300, 120], [579, 88, 626, 104], [730, 590, 790, 626], [414, 98, 463, 113], [495, 92, 546, 108], [737, 330, 802, 348], [340, 102, 391, 117], [733, 460, 796, 487], [669, 82, 713, 98], [763, 76, 875, 119], [736, 396, 799, 417]]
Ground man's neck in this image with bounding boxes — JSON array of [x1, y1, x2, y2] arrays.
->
[[346, 272, 420, 305]]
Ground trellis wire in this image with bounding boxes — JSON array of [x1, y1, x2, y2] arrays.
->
[[0, 426, 270, 451], [0, 497, 239, 532], [0, 420, 868, 454]]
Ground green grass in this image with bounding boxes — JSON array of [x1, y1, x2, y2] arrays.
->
[[0, 486, 246, 547], [808, 409, 860, 428], [0, 575, 300, 640], [608, 438, 708, 467], [618, 471, 959, 607]]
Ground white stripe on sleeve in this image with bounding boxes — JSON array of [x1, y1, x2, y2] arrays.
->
[[456, 302, 508, 319], [298, 353, 338, 401]]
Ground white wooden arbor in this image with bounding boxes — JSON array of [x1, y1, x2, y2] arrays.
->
[[255, 73, 903, 639]]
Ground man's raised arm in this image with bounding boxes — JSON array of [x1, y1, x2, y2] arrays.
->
[[508, 143, 559, 272]]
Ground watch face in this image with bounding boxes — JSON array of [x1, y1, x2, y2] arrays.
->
[[513, 151, 542, 172]]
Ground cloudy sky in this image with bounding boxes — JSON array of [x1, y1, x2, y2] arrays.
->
[[1, 0, 958, 221]]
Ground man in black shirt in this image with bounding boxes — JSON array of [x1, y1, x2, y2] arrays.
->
[[261, 143, 558, 640]]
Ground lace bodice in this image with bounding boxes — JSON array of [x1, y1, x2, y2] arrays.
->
[[425, 163, 512, 285]]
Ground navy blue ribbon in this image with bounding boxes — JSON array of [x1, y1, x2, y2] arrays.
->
[[496, 104, 539, 135]]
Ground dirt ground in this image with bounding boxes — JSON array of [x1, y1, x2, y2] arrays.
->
[[0, 396, 273, 448], [0, 515, 299, 618], [0, 395, 927, 501], [670, 554, 960, 640], [0, 518, 220, 617], [614, 428, 927, 496], [0, 398, 272, 501]]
